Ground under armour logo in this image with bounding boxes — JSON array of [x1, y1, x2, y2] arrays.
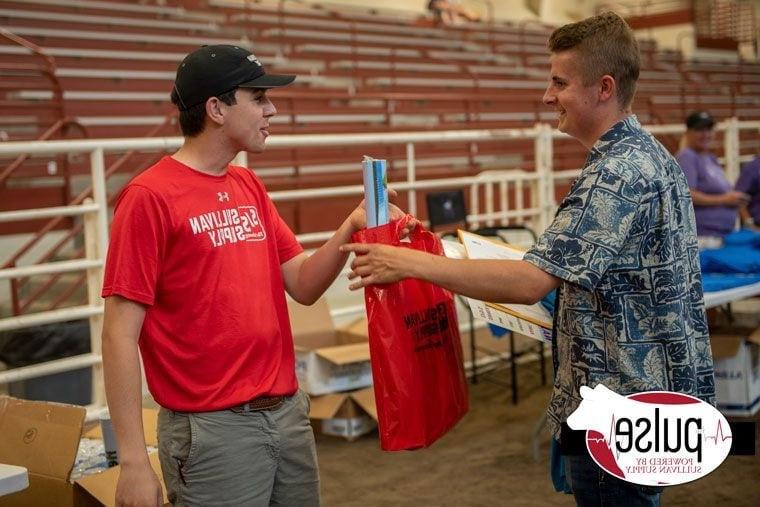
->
[[217, 192, 230, 202]]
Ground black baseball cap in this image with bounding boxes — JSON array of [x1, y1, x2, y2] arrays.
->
[[172, 44, 295, 111], [685, 111, 715, 130]]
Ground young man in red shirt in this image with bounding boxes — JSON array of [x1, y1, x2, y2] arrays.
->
[[101, 44, 406, 506]]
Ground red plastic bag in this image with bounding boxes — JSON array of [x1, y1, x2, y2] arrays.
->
[[352, 216, 469, 451]]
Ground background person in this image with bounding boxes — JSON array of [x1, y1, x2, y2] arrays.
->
[[735, 155, 760, 230], [342, 12, 714, 507], [675, 111, 749, 243], [427, 0, 480, 26]]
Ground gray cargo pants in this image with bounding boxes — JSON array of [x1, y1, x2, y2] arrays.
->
[[157, 390, 320, 506]]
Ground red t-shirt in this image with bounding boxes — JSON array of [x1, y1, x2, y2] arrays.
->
[[102, 156, 303, 412]]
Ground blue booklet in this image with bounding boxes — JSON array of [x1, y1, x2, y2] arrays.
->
[[362, 156, 389, 227]]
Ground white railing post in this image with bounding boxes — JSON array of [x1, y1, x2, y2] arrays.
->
[[470, 182, 480, 230], [514, 179, 522, 224], [83, 199, 105, 407], [500, 179, 509, 224], [405, 142, 417, 217], [534, 124, 554, 233], [90, 148, 109, 266], [484, 178, 494, 227], [723, 117, 740, 183], [88, 149, 108, 407]]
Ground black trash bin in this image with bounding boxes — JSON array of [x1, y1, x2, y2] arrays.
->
[[0, 320, 92, 405]]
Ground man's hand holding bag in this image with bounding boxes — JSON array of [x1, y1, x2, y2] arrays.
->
[[349, 215, 469, 451]]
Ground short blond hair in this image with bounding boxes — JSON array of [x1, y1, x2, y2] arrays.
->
[[548, 11, 640, 108]]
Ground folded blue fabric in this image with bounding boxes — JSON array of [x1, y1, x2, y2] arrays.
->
[[702, 273, 760, 292], [723, 228, 760, 248], [700, 246, 760, 274], [541, 290, 557, 315]]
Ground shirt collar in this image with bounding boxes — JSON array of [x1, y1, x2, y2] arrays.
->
[[586, 114, 640, 166]]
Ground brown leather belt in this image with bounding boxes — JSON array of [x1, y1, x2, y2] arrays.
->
[[229, 395, 286, 413]]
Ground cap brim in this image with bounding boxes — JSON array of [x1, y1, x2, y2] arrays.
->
[[238, 73, 296, 89]]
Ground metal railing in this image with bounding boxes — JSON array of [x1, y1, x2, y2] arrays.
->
[[0, 119, 758, 418], [2, 112, 178, 316], [0, 153, 108, 414]]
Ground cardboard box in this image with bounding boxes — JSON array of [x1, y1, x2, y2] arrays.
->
[[73, 453, 165, 507], [710, 326, 760, 417], [83, 409, 158, 447], [338, 316, 368, 342], [0, 396, 168, 506], [288, 299, 372, 395], [309, 387, 377, 441]]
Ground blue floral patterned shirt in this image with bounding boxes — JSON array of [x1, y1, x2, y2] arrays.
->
[[524, 115, 715, 439]]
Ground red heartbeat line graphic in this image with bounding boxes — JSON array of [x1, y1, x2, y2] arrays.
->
[[586, 418, 626, 479], [704, 420, 733, 444], [583, 415, 619, 456]]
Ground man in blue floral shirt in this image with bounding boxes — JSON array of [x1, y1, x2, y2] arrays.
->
[[341, 12, 713, 506], [528, 109, 716, 435]]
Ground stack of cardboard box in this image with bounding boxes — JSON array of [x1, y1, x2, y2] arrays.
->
[[288, 298, 378, 441], [0, 397, 168, 506]]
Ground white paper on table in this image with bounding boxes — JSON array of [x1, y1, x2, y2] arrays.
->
[[457, 230, 553, 343]]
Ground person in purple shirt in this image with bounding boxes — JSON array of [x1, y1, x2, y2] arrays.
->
[[675, 111, 749, 239], [736, 156, 760, 229]]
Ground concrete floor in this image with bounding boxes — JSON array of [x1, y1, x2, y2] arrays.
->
[[315, 367, 760, 507]]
